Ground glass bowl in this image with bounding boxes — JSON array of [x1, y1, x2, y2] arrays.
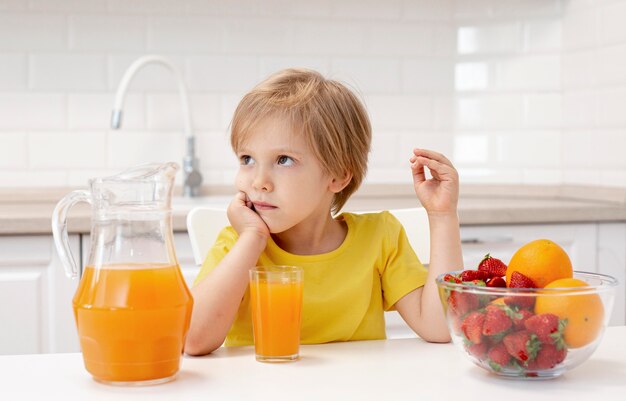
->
[[436, 270, 618, 379]]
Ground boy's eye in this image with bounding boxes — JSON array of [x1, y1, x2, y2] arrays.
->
[[240, 155, 254, 165], [277, 155, 294, 166]]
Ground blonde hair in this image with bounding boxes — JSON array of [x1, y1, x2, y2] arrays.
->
[[231, 68, 371, 213]]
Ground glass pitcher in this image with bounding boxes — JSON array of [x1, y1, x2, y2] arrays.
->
[[52, 162, 193, 385]]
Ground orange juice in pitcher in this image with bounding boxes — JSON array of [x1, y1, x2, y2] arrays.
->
[[74, 264, 192, 383], [52, 163, 193, 385]]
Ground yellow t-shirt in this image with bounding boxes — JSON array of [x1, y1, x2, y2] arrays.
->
[[193, 211, 429, 346]]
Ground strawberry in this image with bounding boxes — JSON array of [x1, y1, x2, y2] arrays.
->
[[448, 291, 479, 317], [478, 254, 507, 277], [460, 269, 490, 282], [526, 343, 567, 370], [503, 331, 540, 362], [443, 273, 462, 284], [466, 341, 488, 359], [524, 313, 561, 344], [508, 271, 536, 288], [503, 294, 535, 310], [512, 309, 535, 330], [486, 276, 506, 288], [482, 305, 513, 337], [487, 342, 511, 368], [461, 311, 486, 344]]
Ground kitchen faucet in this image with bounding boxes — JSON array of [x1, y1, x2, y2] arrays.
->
[[110, 55, 203, 197]]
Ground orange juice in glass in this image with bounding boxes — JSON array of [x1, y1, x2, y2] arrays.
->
[[249, 265, 303, 362]]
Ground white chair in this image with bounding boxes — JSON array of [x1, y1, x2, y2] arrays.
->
[[187, 206, 430, 265]]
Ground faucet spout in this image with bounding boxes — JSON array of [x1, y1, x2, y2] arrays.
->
[[111, 55, 203, 197]]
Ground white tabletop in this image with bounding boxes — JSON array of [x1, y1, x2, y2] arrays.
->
[[2, 326, 625, 400]]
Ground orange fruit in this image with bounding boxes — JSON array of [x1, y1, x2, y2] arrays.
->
[[490, 297, 506, 306], [535, 278, 604, 348], [506, 239, 573, 288]]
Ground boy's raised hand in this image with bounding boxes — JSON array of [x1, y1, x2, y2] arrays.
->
[[227, 191, 270, 239], [409, 148, 459, 215]]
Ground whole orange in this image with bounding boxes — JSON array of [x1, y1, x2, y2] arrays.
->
[[506, 239, 573, 288], [535, 278, 605, 348]]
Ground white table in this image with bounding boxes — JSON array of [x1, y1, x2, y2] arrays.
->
[[1, 326, 625, 400]]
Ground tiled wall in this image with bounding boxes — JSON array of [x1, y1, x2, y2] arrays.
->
[[0, 0, 624, 189]]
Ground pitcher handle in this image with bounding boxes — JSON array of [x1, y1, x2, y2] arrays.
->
[[51, 190, 91, 279]]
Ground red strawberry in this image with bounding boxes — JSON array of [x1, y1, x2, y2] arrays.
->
[[478, 254, 507, 277], [486, 276, 506, 288], [512, 309, 535, 330], [526, 343, 567, 370], [466, 341, 488, 359], [524, 313, 563, 344], [503, 295, 535, 310], [503, 331, 540, 362], [448, 291, 479, 317], [460, 269, 490, 282], [461, 311, 486, 344], [508, 271, 536, 288], [443, 273, 462, 284], [482, 305, 513, 337], [488, 342, 511, 368]]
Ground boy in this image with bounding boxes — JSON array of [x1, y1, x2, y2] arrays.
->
[[185, 69, 463, 355]]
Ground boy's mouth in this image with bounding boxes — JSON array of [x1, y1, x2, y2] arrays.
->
[[252, 201, 277, 211]]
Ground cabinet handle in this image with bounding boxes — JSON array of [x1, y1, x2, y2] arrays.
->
[[461, 236, 513, 245]]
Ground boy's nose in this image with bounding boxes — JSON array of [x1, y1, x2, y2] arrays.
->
[[252, 168, 273, 192]]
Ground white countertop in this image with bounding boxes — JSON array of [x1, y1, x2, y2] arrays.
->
[[1, 326, 625, 400], [1, 184, 626, 235]]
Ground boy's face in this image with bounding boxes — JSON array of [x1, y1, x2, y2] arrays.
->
[[234, 116, 336, 233]]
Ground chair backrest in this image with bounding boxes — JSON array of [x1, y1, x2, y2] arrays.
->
[[187, 207, 231, 265], [186, 207, 430, 266]]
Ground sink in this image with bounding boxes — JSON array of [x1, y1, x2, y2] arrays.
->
[[171, 195, 232, 212]]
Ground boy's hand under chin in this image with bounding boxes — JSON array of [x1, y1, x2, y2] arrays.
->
[[227, 191, 270, 239], [409, 148, 459, 216]]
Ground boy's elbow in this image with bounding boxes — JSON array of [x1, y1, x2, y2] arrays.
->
[[420, 331, 451, 344], [184, 334, 223, 356]]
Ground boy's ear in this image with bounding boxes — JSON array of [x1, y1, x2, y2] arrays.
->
[[329, 171, 353, 193]]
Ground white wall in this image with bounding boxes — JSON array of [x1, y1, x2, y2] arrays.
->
[[0, 0, 624, 189]]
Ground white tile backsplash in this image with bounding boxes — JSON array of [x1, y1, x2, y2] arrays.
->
[[330, 58, 401, 94], [495, 55, 561, 90], [524, 19, 562, 52], [457, 23, 521, 55], [496, 131, 561, 167], [29, 54, 107, 91], [455, 62, 489, 91], [147, 16, 223, 53], [524, 93, 562, 127], [367, 95, 432, 130], [186, 55, 258, 92], [0, 54, 27, 90], [28, 132, 106, 168], [0, 133, 27, 168], [456, 95, 524, 129], [0, 14, 66, 51], [69, 15, 146, 51], [0, 0, 625, 189], [68, 93, 145, 130], [0, 94, 66, 130]]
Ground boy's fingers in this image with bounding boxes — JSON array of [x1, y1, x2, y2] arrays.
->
[[415, 156, 457, 180], [412, 148, 453, 167]]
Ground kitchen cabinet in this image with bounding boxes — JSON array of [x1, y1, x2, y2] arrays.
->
[[0, 235, 79, 355]]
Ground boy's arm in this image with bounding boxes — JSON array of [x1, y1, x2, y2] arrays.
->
[[395, 149, 463, 343], [395, 212, 462, 342], [184, 192, 269, 356]]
